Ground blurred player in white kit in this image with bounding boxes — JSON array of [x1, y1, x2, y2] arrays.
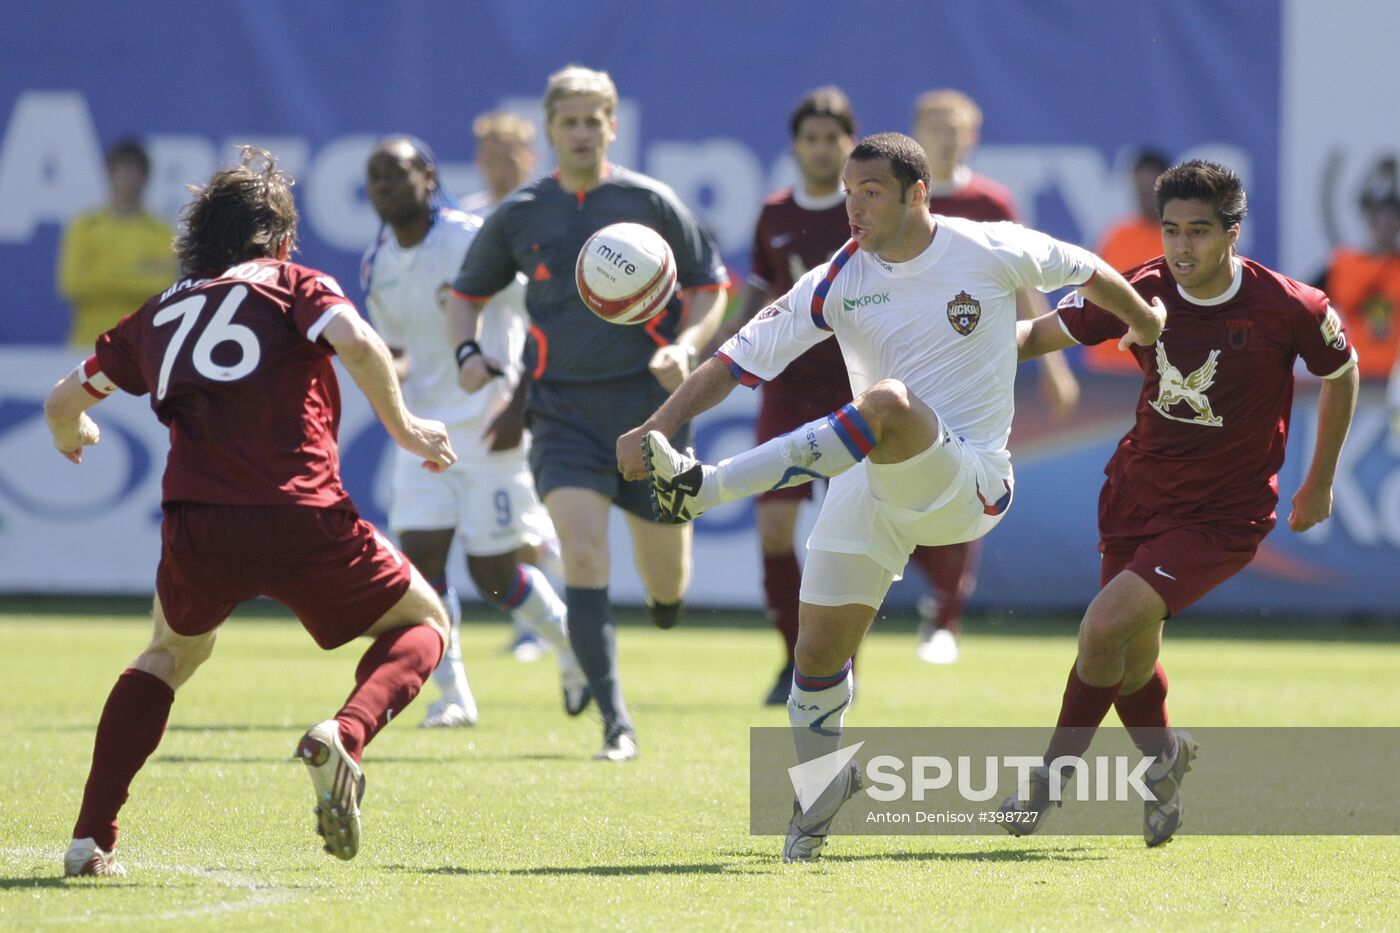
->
[[362, 136, 588, 726]]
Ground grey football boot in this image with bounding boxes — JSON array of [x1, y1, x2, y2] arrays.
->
[[783, 760, 865, 863], [996, 764, 1062, 837], [1143, 730, 1199, 847]]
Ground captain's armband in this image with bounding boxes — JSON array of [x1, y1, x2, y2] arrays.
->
[[76, 356, 118, 400]]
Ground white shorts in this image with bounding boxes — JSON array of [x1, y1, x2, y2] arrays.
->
[[801, 432, 1011, 608], [388, 441, 555, 557]]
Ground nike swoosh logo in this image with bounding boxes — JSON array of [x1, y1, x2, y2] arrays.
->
[[771, 233, 793, 248], [1153, 566, 1177, 581], [809, 700, 849, 737]]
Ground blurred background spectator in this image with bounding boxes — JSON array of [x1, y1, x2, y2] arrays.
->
[[1324, 156, 1400, 381], [54, 138, 176, 350], [1087, 149, 1170, 374], [462, 111, 539, 214]]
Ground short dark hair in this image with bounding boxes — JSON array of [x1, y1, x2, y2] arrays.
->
[[1359, 156, 1399, 212], [848, 132, 930, 200], [175, 146, 298, 277], [789, 86, 857, 140], [106, 138, 150, 177], [1155, 159, 1248, 229], [1133, 149, 1169, 176]]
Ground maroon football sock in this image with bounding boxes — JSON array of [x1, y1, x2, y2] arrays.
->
[[335, 624, 443, 761], [1114, 662, 1174, 760], [1043, 665, 1120, 765], [908, 541, 979, 635], [72, 668, 175, 850], [762, 551, 802, 659]]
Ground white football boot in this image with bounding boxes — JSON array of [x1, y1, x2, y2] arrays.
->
[[594, 723, 638, 762], [916, 627, 960, 665], [64, 837, 126, 877], [641, 432, 707, 524], [295, 720, 366, 861]]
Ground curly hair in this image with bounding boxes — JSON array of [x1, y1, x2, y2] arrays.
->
[[174, 146, 298, 277]]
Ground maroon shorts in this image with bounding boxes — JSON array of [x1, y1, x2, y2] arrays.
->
[[1098, 484, 1274, 617], [157, 503, 413, 649], [755, 383, 853, 504]]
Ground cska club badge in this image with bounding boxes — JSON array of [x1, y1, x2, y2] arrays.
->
[[947, 290, 982, 336]]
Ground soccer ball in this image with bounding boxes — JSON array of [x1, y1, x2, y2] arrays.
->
[[575, 222, 677, 325]]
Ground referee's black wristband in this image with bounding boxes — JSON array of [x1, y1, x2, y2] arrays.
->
[[455, 340, 482, 369]]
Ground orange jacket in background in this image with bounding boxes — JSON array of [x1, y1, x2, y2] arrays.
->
[[1324, 247, 1400, 378], [1087, 216, 1162, 373]]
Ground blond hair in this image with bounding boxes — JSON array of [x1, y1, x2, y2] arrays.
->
[[543, 65, 618, 120], [472, 111, 535, 146], [913, 88, 982, 131]]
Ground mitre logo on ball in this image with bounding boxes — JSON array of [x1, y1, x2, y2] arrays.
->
[[575, 222, 677, 325]]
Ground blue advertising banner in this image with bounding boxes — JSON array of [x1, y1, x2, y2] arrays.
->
[[4, 2, 1395, 616], [2, 0, 1278, 342]]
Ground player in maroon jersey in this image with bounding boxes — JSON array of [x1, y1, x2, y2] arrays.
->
[[709, 87, 858, 704], [908, 88, 1082, 664], [43, 148, 457, 876], [1001, 160, 1359, 845]]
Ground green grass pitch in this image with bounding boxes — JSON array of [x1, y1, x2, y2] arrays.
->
[[1, 601, 1397, 931]]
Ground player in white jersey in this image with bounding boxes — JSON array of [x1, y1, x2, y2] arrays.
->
[[459, 111, 554, 661], [617, 133, 1164, 861], [363, 137, 587, 727]]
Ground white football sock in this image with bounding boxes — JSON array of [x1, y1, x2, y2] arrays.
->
[[787, 660, 855, 769], [432, 586, 473, 698], [710, 404, 874, 507], [503, 564, 569, 652], [535, 534, 565, 587]]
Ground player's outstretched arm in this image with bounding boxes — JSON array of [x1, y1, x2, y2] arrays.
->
[[1017, 312, 1077, 363], [445, 292, 502, 393], [650, 285, 729, 392], [44, 369, 104, 464], [1078, 266, 1165, 349], [617, 356, 739, 480], [482, 368, 530, 453], [323, 311, 457, 473], [1289, 364, 1359, 532], [1017, 287, 1079, 418]]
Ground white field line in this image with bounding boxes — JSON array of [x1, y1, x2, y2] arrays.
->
[[1, 846, 301, 924]]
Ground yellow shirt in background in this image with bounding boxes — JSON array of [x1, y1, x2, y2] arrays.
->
[[56, 208, 177, 348]]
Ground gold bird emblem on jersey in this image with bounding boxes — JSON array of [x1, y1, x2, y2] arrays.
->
[[1150, 344, 1223, 426], [946, 290, 981, 336]]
